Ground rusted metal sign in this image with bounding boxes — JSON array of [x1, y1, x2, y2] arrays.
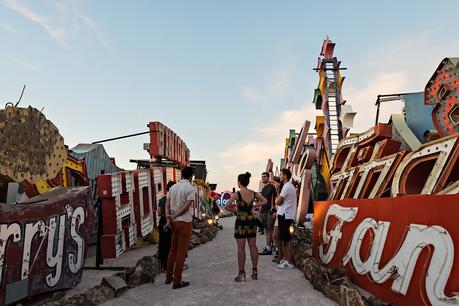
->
[[147, 122, 190, 168], [425, 58, 459, 137], [0, 187, 95, 306], [0, 106, 67, 185]]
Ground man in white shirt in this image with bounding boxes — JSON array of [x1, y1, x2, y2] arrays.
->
[[275, 168, 297, 269], [165, 166, 196, 289]]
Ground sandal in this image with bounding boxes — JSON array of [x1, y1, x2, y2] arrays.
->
[[251, 268, 258, 280], [235, 270, 246, 282]]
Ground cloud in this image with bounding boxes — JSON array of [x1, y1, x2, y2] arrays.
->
[[71, 5, 110, 48], [254, 103, 319, 138], [346, 72, 410, 132], [15, 59, 40, 71], [2, 24, 16, 32], [2, 0, 109, 48], [240, 52, 296, 106], [218, 102, 318, 190], [3, 0, 67, 46], [240, 88, 266, 105], [215, 27, 459, 191]]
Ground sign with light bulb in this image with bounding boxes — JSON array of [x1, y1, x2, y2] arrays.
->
[[216, 191, 236, 207]]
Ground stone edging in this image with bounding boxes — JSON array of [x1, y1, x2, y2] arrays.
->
[[292, 227, 392, 306], [39, 220, 222, 306]]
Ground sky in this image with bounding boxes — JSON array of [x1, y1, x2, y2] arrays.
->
[[1, 0, 459, 191]]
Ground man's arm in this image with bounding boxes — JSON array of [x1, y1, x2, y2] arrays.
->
[[165, 197, 171, 218], [224, 193, 238, 213], [171, 186, 196, 220], [275, 195, 285, 206], [254, 192, 267, 207], [165, 198, 172, 227], [270, 185, 277, 209], [275, 183, 287, 206], [172, 199, 193, 219]]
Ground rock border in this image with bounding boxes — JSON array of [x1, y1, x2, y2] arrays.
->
[[39, 219, 222, 306], [292, 227, 392, 306]]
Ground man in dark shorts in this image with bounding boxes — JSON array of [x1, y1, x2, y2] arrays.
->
[[259, 172, 277, 255], [275, 168, 296, 269]]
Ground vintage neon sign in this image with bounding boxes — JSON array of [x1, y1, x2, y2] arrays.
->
[[314, 200, 459, 305], [0, 187, 95, 305], [216, 191, 235, 207], [97, 168, 158, 258], [147, 122, 190, 168], [327, 126, 459, 200]]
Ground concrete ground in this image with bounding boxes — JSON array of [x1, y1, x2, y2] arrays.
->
[[102, 216, 335, 306]]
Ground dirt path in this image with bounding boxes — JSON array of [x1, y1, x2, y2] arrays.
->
[[103, 216, 335, 306]]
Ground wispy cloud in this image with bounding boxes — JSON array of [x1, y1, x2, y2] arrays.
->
[[218, 102, 318, 189], [2, 24, 16, 32], [240, 51, 296, 106], [344, 27, 459, 133], [2, 0, 109, 48], [15, 59, 40, 71], [346, 72, 409, 131], [71, 4, 110, 48], [3, 0, 67, 46]]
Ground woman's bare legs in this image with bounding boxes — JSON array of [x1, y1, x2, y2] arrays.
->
[[247, 237, 258, 270], [236, 238, 246, 272]]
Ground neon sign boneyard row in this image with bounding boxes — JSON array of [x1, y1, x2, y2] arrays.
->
[[0, 187, 95, 305], [282, 41, 459, 305], [305, 125, 459, 305]]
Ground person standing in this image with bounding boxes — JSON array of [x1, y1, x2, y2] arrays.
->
[[158, 181, 176, 270], [275, 168, 296, 269], [259, 172, 277, 255], [271, 177, 283, 264], [165, 166, 196, 289], [211, 195, 220, 224], [224, 172, 267, 282]]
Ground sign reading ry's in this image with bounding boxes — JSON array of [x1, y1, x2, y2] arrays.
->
[[0, 187, 95, 306], [148, 122, 190, 168]]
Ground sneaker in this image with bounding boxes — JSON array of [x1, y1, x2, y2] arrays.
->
[[259, 247, 273, 255], [172, 281, 190, 289], [272, 257, 281, 263], [277, 261, 294, 269]]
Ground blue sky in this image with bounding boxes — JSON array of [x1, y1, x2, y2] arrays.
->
[[1, 0, 459, 191]]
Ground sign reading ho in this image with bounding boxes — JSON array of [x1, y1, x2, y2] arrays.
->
[[97, 168, 158, 259], [313, 195, 459, 306], [147, 122, 190, 168], [0, 187, 95, 306], [216, 191, 235, 207]]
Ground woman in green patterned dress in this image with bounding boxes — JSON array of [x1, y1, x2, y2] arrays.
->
[[224, 172, 267, 282]]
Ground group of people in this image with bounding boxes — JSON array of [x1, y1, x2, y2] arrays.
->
[[223, 168, 297, 282], [157, 166, 298, 289]]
